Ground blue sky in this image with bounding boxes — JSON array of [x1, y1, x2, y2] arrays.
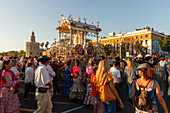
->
[[0, 0, 170, 52]]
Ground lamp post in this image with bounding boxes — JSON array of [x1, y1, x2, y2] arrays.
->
[[83, 18, 87, 56], [83, 31, 86, 56], [120, 37, 122, 59], [96, 21, 100, 59], [70, 26, 73, 57]]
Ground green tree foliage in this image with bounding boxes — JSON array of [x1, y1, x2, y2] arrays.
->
[[103, 44, 112, 56], [110, 51, 115, 57], [65, 38, 70, 44], [116, 53, 120, 57], [19, 50, 25, 57], [121, 42, 126, 58], [134, 41, 147, 57], [134, 41, 141, 54], [0, 51, 22, 57], [60, 39, 65, 43], [160, 36, 170, 53], [104, 53, 107, 57], [86, 38, 91, 42], [7, 51, 19, 57]]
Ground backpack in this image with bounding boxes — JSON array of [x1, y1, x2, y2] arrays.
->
[[134, 79, 153, 111]]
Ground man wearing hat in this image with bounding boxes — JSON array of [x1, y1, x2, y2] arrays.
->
[[34, 56, 53, 113], [49, 58, 64, 94]]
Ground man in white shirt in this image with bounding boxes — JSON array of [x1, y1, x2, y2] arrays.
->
[[47, 63, 56, 97], [110, 62, 121, 95], [110, 61, 122, 110], [34, 57, 38, 67], [110, 62, 121, 84], [34, 56, 53, 113]]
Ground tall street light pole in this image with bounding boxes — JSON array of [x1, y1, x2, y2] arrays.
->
[[120, 37, 122, 59], [70, 26, 73, 58], [96, 21, 100, 59], [83, 18, 87, 56], [96, 31, 99, 59]]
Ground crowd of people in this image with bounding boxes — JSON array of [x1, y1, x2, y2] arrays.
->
[[0, 53, 169, 113]]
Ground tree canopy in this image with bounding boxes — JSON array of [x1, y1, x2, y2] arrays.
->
[[134, 41, 147, 57], [160, 36, 170, 53], [102, 44, 113, 56], [0, 50, 25, 57]]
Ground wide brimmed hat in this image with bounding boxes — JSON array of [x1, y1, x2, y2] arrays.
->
[[137, 63, 150, 70], [38, 56, 51, 62]]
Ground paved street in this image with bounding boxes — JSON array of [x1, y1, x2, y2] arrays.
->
[[19, 82, 170, 113]]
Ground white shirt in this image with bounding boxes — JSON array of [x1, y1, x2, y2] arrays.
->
[[34, 60, 38, 67], [34, 64, 50, 88], [47, 64, 56, 82], [0, 61, 2, 67], [159, 61, 166, 70], [110, 67, 121, 83], [25, 67, 34, 83], [11, 66, 19, 76]]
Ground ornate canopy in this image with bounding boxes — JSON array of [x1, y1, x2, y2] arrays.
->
[[55, 15, 102, 57], [56, 15, 101, 34]]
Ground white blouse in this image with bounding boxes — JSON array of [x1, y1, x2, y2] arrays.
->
[[25, 67, 34, 83], [11, 66, 19, 76]]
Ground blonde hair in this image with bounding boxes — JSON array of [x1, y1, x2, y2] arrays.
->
[[95, 60, 110, 87], [89, 59, 94, 66], [126, 60, 134, 69]]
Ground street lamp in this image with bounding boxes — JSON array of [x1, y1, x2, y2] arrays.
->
[[70, 23, 73, 58], [120, 37, 122, 59], [83, 18, 87, 56], [96, 21, 100, 59]]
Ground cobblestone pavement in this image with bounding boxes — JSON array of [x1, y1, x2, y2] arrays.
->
[[19, 82, 170, 113]]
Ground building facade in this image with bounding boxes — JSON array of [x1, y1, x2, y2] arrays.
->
[[26, 31, 40, 57], [92, 26, 168, 55]]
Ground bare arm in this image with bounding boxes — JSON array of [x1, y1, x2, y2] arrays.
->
[[16, 72, 22, 77], [160, 67, 165, 81], [58, 65, 65, 70], [69, 68, 71, 74], [155, 81, 168, 113], [117, 77, 121, 82], [132, 82, 135, 109], [83, 72, 87, 84], [109, 81, 124, 108]]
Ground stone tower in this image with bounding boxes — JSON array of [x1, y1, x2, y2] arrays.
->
[[26, 31, 40, 57]]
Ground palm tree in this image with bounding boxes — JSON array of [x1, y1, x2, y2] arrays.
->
[[45, 41, 49, 49], [40, 42, 44, 48]]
